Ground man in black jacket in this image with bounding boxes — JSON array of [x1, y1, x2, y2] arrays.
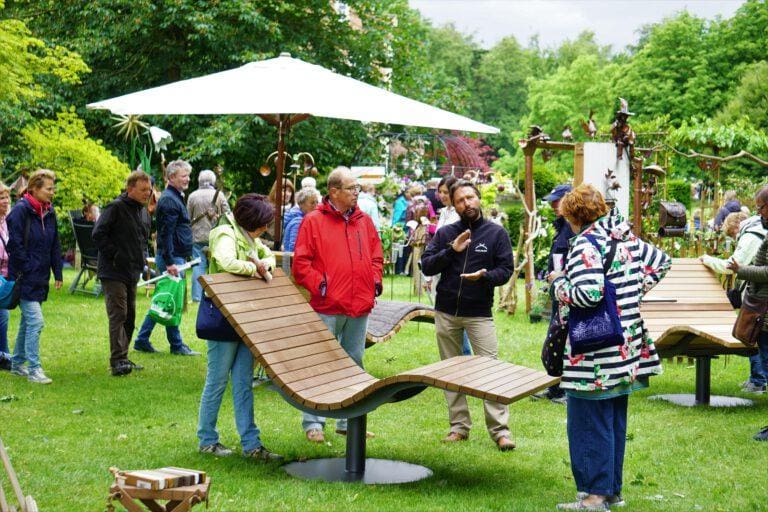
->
[[421, 180, 515, 451], [93, 170, 152, 376]]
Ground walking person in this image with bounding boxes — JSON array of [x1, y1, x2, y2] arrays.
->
[[187, 169, 230, 302], [292, 166, 383, 443], [421, 180, 516, 451], [0, 183, 12, 371], [92, 170, 153, 376], [133, 159, 200, 356], [548, 184, 670, 510], [7, 169, 63, 384], [197, 194, 282, 461]]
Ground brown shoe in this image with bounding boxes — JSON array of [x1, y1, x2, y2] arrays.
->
[[496, 436, 516, 451], [335, 429, 375, 439], [441, 431, 469, 443], [306, 429, 325, 443]]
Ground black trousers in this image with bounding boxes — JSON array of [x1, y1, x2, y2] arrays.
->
[[102, 279, 137, 366]]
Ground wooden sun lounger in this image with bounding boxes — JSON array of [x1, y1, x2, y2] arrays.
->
[[365, 301, 435, 345], [641, 258, 757, 407], [199, 269, 557, 483]]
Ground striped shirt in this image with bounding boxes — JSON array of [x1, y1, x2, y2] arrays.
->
[[552, 210, 671, 393]]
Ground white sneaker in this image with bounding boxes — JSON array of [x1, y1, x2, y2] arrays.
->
[[10, 366, 29, 377], [27, 368, 52, 384]]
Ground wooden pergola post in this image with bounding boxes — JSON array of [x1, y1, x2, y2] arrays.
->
[[522, 143, 537, 313]]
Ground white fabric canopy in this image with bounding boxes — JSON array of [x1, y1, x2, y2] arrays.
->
[[87, 53, 499, 134]]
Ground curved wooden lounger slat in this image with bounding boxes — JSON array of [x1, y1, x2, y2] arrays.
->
[[641, 258, 756, 406], [200, 269, 557, 418], [365, 300, 435, 345]]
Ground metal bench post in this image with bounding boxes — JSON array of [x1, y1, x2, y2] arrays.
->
[[345, 415, 366, 476], [694, 356, 711, 405]]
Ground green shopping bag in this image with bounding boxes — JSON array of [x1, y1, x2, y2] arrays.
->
[[149, 275, 186, 327]]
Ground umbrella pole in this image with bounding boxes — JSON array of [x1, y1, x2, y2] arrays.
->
[[274, 116, 290, 246]]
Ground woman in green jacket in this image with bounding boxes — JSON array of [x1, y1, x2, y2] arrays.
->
[[196, 194, 282, 460]]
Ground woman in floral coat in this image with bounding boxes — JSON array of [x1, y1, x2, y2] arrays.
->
[[548, 184, 670, 511]]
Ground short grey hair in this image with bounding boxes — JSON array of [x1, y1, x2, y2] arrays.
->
[[166, 159, 192, 178], [327, 166, 352, 190], [301, 176, 316, 189], [198, 169, 216, 187], [296, 188, 319, 206]]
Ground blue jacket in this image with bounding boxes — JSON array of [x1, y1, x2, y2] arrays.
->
[[421, 215, 514, 317], [714, 200, 742, 230], [281, 205, 304, 252], [7, 198, 63, 302], [548, 215, 575, 273], [392, 194, 407, 227], [156, 186, 193, 262]]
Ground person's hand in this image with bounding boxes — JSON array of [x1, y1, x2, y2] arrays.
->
[[451, 230, 471, 252], [547, 270, 564, 284], [54, 280, 63, 290], [460, 269, 486, 281], [166, 264, 180, 277], [255, 261, 268, 277], [726, 259, 739, 272], [698, 255, 705, 262]]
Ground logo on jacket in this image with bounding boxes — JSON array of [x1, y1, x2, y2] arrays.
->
[[474, 243, 488, 253]]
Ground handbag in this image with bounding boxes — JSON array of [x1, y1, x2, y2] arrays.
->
[[148, 275, 186, 327], [0, 228, 21, 310], [732, 293, 768, 347], [196, 294, 239, 342], [567, 235, 624, 355], [726, 279, 746, 310], [541, 317, 568, 377]]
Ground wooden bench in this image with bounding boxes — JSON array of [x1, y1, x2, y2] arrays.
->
[[199, 269, 558, 483], [641, 257, 757, 407], [365, 300, 434, 345]]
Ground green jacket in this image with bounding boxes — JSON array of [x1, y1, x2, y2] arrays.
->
[[208, 212, 275, 277], [737, 235, 768, 331]]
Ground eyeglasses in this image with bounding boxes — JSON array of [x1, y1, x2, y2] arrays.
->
[[340, 185, 361, 193]]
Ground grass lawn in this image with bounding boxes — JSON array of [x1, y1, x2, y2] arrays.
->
[[1, 271, 766, 511]]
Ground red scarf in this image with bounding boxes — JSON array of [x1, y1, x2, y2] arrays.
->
[[24, 192, 51, 219]]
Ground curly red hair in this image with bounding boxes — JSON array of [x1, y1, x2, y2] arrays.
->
[[559, 183, 609, 227]]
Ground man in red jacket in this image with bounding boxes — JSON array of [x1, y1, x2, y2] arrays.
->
[[292, 167, 383, 443]]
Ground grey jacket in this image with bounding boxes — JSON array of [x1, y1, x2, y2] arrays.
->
[[187, 186, 230, 244]]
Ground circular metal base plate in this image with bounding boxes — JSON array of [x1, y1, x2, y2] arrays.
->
[[649, 394, 754, 407], [283, 458, 433, 484]]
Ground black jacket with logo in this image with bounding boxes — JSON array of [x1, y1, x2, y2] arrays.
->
[[421, 216, 514, 317]]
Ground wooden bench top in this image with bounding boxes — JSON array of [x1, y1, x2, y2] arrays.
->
[[641, 258, 752, 355], [366, 301, 435, 345], [199, 270, 557, 413]]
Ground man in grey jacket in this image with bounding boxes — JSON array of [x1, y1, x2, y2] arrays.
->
[[187, 169, 230, 302], [728, 185, 768, 441]]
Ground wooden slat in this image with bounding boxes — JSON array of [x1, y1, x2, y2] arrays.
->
[[214, 285, 301, 304], [268, 348, 350, 374], [289, 365, 369, 393], [237, 312, 319, 334], [218, 293, 307, 315], [246, 321, 329, 344], [280, 358, 359, 385], [205, 275, 293, 294], [260, 340, 341, 364], [230, 303, 314, 323]]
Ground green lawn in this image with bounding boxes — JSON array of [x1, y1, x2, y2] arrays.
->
[[1, 271, 766, 511]]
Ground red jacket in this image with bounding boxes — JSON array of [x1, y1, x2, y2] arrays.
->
[[292, 198, 383, 317]]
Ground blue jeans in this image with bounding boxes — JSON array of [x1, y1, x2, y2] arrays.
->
[[756, 331, 768, 386], [135, 254, 185, 351], [566, 394, 628, 497], [191, 242, 207, 302], [748, 353, 766, 386], [11, 300, 45, 371], [302, 313, 368, 432], [0, 308, 9, 359], [197, 340, 261, 451]]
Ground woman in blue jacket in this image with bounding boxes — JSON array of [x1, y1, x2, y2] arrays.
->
[[7, 169, 63, 384]]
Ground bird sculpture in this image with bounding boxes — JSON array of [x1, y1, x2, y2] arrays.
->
[[580, 110, 597, 139], [562, 125, 573, 141]]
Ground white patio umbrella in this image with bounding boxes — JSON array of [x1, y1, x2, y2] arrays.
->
[[88, 52, 499, 241]]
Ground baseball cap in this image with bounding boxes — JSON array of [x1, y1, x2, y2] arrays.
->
[[543, 184, 572, 202]]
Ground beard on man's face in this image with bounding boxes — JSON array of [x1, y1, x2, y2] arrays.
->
[[459, 206, 480, 223]]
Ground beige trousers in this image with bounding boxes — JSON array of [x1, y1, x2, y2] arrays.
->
[[434, 310, 510, 441]]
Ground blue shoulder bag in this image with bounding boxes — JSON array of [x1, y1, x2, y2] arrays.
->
[[567, 234, 624, 355]]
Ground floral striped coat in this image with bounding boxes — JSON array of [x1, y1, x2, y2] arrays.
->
[[552, 210, 671, 392]]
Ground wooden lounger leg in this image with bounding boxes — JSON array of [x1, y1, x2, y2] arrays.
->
[[345, 415, 367, 476]]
